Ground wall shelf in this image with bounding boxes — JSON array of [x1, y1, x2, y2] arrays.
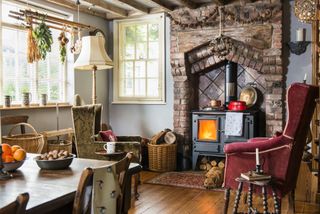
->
[[0, 103, 72, 111]]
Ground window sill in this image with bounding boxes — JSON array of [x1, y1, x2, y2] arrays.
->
[[0, 103, 72, 111]]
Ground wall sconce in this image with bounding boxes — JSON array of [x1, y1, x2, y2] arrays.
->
[[287, 28, 310, 55]]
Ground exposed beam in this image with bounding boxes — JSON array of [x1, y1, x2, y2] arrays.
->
[[45, 0, 107, 19], [82, 0, 128, 17], [175, 0, 198, 9], [148, 0, 174, 11], [117, 0, 149, 14]]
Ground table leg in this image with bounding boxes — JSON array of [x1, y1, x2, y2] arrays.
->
[[224, 188, 230, 214], [262, 186, 268, 214], [271, 186, 280, 214], [247, 183, 253, 214], [233, 182, 243, 214]]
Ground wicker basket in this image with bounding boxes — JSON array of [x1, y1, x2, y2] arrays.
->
[[2, 123, 44, 154], [47, 140, 72, 153], [148, 143, 177, 172]]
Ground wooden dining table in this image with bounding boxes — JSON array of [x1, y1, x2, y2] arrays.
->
[[0, 153, 140, 213]]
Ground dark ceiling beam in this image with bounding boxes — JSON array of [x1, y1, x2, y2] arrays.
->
[[175, 0, 198, 9], [82, 0, 128, 17], [117, 0, 149, 14], [148, 0, 174, 11], [45, 0, 107, 19]]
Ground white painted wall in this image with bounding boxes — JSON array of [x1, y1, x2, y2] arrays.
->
[[1, 0, 110, 135]]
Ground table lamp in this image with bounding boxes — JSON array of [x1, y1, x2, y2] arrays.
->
[[74, 35, 113, 104]]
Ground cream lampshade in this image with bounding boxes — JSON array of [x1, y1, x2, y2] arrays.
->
[[74, 35, 113, 104]]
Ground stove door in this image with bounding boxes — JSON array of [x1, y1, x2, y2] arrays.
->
[[193, 114, 221, 143]]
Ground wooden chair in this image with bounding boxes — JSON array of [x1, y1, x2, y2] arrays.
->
[[73, 153, 133, 214], [0, 192, 29, 214], [1, 115, 29, 134]]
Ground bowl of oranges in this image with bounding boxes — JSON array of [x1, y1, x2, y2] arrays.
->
[[1, 143, 26, 172]]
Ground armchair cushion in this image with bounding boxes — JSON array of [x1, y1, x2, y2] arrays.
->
[[99, 130, 118, 142]]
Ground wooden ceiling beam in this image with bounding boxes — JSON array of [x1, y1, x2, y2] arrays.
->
[[175, 0, 198, 9], [45, 0, 107, 19], [82, 0, 128, 17], [117, 0, 149, 14], [148, 0, 174, 11]]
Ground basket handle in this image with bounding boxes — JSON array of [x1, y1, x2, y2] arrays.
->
[[8, 123, 39, 137]]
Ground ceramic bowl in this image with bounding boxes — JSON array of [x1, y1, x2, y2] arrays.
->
[[34, 154, 75, 170], [3, 160, 25, 171]]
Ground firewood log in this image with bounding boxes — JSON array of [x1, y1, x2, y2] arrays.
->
[[199, 164, 207, 170], [200, 157, 208, 164], [218, 160, 225, 169], [210, 160, 217, 167], [206, 163, 212, 171]]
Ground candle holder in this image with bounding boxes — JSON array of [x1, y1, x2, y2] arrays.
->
[[255, 164, 263, 175], [287, 41, 311, 55], [0, 146, 11, 180]]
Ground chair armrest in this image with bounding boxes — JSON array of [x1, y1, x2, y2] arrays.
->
[[117, 136, 141, 143], [224, 136, 292, 154], [247, 137, 271, 143]]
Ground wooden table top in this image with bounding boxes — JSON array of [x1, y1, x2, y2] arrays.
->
[[0, 153, 139, 213]]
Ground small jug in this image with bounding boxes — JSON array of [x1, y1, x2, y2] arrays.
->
[[22, 92, 32, 106], [4, 95, 12, 108], [40, 94, 47, 106]]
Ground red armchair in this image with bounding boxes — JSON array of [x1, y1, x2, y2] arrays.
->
[[223, 83, 319, 213]]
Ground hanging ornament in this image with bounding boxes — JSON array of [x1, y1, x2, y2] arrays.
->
[[72, 1, 82, 54], [294, 0, 317, 23], [58, 28, 69, 63]]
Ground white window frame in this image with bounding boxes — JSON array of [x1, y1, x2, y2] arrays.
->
[[113, 13, 166, 104], [0, 0, 73, 105]]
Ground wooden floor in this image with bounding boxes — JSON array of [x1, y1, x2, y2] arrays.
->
[[129, 171, 320, 214]]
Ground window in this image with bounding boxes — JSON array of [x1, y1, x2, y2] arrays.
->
[[0, 1, 70, 105], [113, 14, 165, 104]]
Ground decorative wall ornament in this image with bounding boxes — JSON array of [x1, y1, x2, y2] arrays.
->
[[169, 3, 281, 31], [294, 0, 317, 23], [209, 35, 235, 58]]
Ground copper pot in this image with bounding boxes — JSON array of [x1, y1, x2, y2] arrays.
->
[[210, 100, 221, 108]]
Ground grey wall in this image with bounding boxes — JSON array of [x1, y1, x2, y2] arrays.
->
[[107, 16, 174, 138], [284, 1, 312, 86], [1, 0, 109, 135]]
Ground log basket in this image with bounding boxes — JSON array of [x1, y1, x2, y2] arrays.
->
[[148, 143, 177, 172], [2, 123, 44, 154]]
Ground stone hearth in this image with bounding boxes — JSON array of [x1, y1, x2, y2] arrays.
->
[[169, 0, 283, 144]]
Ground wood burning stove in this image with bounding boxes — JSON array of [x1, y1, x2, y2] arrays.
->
[[192, 110, 258, 170]]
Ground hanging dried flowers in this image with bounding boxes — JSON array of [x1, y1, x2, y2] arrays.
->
[[58, 30, 69, 63], [26, 16, 40, 63]]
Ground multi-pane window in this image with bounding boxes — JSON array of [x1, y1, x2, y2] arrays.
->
[[1, 1, 67, 105], [114, 14, 165, 103]]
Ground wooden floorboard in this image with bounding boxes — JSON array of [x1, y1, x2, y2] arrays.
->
[[129, 171, 320, 214]]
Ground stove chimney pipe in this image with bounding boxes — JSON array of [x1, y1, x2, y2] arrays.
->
[[225, 61, 237, 106]]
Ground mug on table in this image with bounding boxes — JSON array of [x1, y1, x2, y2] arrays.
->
[[103, 142, 116, 154]]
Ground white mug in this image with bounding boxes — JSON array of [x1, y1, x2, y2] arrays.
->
[[103, 142, 116, 154]]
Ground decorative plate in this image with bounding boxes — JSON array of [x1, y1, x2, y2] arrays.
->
[[239, 85, 257, 108]]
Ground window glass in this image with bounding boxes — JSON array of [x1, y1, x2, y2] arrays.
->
[[114, 14, 165, 103], [1, 1, 68, 104]]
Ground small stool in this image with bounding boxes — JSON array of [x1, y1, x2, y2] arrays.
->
[[232, 177, 280, 214]]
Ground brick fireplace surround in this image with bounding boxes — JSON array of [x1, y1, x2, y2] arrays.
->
[[169, 0, 283, 145]]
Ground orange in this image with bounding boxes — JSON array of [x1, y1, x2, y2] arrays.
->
[[3, 154, 14, 163], [13, 149, 26, 161], [11, 145, 22, 154], [1, 143, 12, 156]]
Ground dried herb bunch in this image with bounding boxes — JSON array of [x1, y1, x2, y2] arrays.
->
[[58, 31, 69, 63], [26, 17, 40, 63], [32, 18, 53, 60]]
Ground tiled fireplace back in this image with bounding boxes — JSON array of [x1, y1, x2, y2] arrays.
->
[[169, 0, 283, 142], [198, 63, 266, 109]]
